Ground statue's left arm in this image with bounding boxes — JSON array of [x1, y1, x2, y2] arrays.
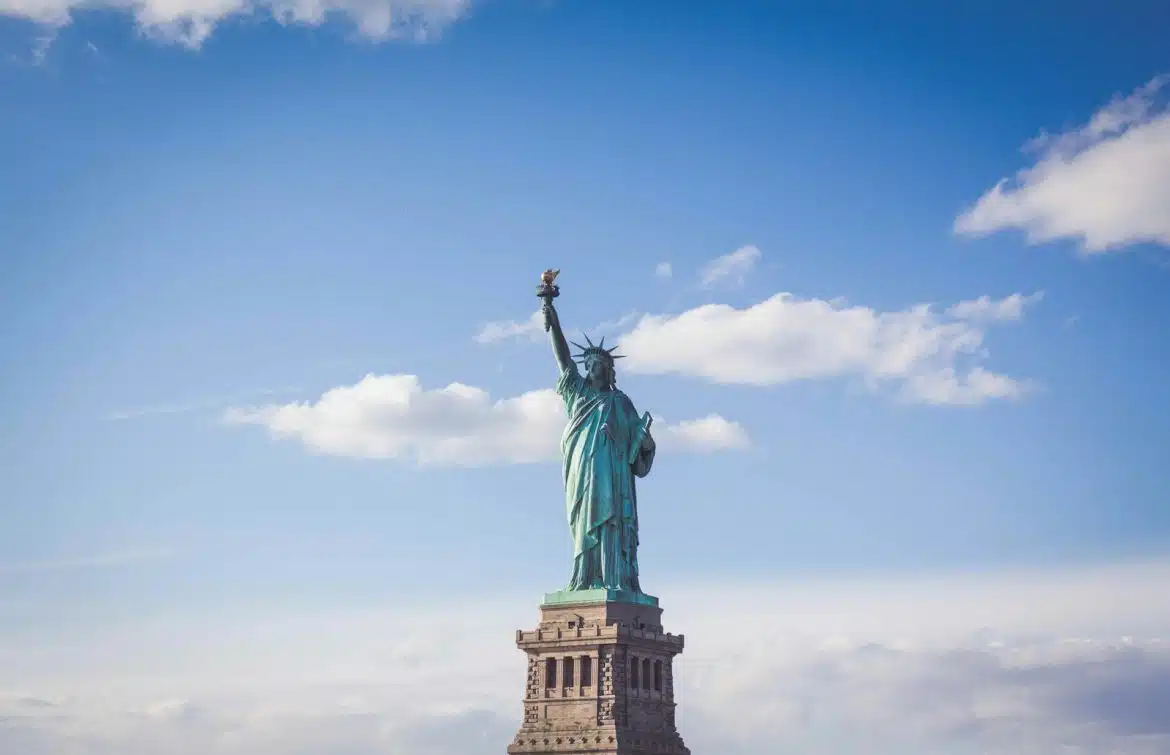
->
[[631, 423, 656, 478]]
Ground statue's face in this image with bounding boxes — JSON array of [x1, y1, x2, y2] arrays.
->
[[585, 357, 610, 385]]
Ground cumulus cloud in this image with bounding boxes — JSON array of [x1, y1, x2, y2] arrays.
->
[[700, 244, 761, 287], [222, 374, 748, 464], [659, 414, 750, 452], [0, 0, 471, 49], [955, 75, 1170, 254], [616, 291, 1037, 406], [2, 560, 1168, 755]]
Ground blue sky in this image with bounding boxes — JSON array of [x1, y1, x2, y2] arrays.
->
[[2, 2, 1170, 754]]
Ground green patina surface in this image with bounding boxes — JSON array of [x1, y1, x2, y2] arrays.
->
[[542, 588, 659, 607], [538, 273, 659, 599]]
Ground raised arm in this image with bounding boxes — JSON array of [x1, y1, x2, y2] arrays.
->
[[543, 300, 574, 374]]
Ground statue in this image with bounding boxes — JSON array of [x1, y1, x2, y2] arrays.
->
[[538, 270, 656, 594]]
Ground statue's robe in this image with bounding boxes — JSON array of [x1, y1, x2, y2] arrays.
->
[[556, 364, 655, 592]]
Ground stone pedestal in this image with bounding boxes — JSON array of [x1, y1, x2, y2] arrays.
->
[[507, 591, 690, 755]]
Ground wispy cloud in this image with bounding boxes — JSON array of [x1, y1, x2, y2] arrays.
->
[[946, 291, 1045, 322], [700, 244, 761, 288], [655, 261, 673, 279], [30, 30, 56, 65], [473, 311, 641, 347], [107, 387, 300, 421], [472, 310, 544, 345], [0, 548, 174, 575], [4, 28, 57, 67], [587, 310, 640, 338], [107, 403, 209, 421], [0, 0, 473, 50]]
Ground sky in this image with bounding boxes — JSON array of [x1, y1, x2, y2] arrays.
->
[[1, 1, 1169, 753]]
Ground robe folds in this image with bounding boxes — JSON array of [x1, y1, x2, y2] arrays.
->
[[556, 365, 655, 592]]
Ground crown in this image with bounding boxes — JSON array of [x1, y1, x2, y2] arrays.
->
[[571, 333, 625, 365]]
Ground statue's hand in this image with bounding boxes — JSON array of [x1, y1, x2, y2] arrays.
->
[[641, 432, 656, 454]]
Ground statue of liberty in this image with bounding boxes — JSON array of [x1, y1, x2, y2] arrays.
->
[[538, 270, 656, 595]]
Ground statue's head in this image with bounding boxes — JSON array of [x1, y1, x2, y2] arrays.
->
[[572, 334, 623, 390]]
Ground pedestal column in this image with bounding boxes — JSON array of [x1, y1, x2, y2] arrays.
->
[[507, 590, 690, 755]]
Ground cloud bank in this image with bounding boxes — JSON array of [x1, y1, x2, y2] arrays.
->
[[956, 74, 1170, 254], [0, 0, 471, 49], [222, 374, 749, 464], [617, 291, 1039, 406], [3, 560, 1168, 755]]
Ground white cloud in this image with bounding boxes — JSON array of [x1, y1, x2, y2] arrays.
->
[[30, 29, 55, 64], [659, 414, 750, 452], [2, 560, 1168, 755], [616, 291, 1036, 406], [0, 0, 471, 49], [955, 75, 1170, 254], [107, 386, 301, 420], [472, 310, 544, 345], [222, 374, 748, 464], [590, 310, 641, 336], [700, 244, 761, 287], [474, 310, 640, 346], [223, 375, 560, 466], [900, 366, 1028, 406], [655, 261, 673, 279], [946, 291, 1044, 322]]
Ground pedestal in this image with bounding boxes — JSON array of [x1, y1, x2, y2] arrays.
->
[[507, 592, 691, 755]]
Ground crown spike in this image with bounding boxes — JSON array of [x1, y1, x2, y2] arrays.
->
[[569, 341, 587, 351], [598, 336, 605, 349], [583, 333, 595, 348]]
